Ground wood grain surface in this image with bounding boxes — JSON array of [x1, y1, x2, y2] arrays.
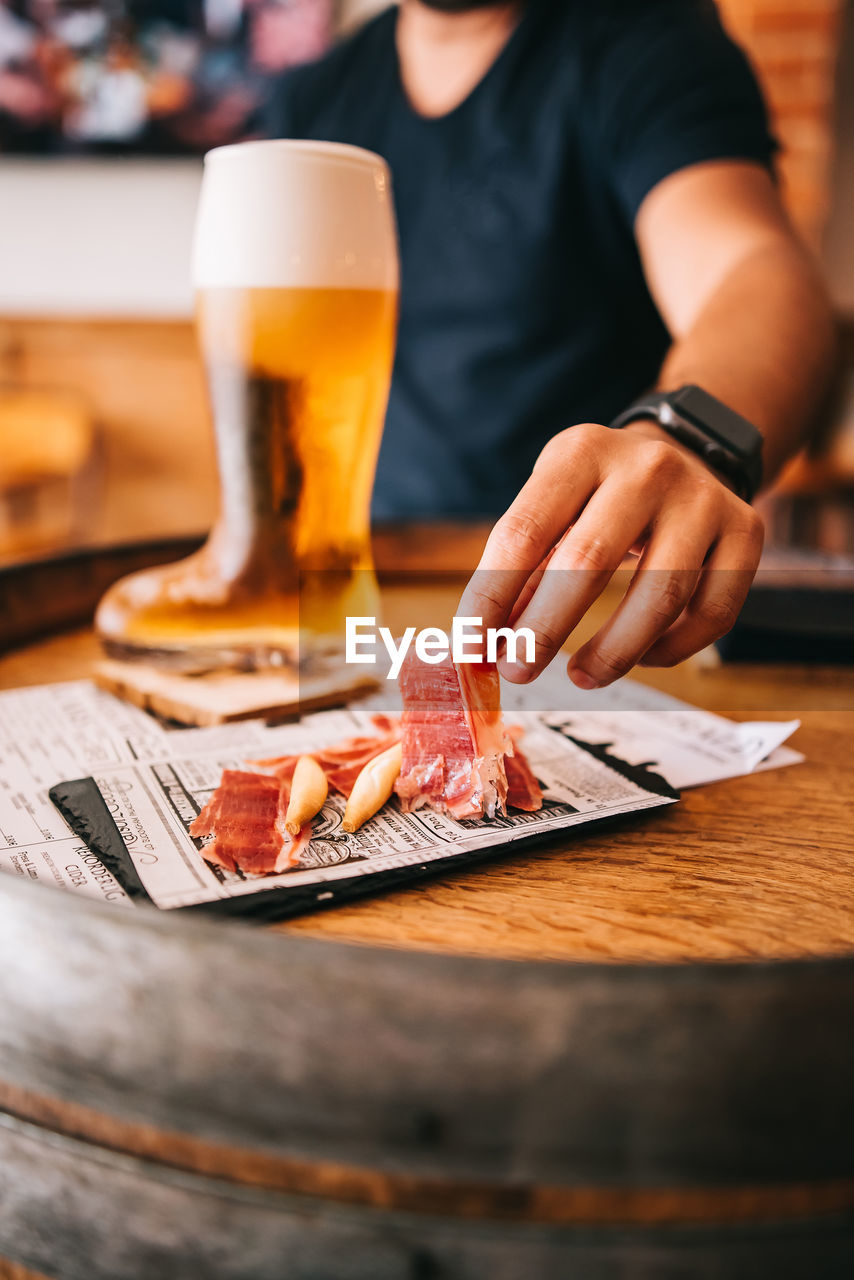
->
[[2, 327, 853, 1279], [0, 1262, 47, 1280], [4, 865, 854, 1280], [6, 1069, 854, 1226], [0, 1263, 47, 1280], [1, 564, 854, 1280], [2, 574, 852, 966]]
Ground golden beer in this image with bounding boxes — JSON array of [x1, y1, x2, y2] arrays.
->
[[96, 142, 399, 671]]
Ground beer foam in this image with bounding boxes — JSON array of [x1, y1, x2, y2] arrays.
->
[[193, 140, 399, 291]]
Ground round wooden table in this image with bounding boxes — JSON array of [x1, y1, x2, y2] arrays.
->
[[1, 538, 853, 1280]]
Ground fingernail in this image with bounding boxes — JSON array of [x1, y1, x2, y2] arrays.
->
[[569, 668, 598, 690], [500, 660, 536, 684]]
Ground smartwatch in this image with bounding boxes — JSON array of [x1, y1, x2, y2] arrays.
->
[[609, 385, 763, 503]]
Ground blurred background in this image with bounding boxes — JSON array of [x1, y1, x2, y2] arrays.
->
[[0, 0, 852, 563]]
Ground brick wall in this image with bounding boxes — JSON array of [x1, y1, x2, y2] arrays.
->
[[717, 0, 845, 243]]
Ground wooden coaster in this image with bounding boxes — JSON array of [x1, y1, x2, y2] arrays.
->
[[95, 659, 377, 726]]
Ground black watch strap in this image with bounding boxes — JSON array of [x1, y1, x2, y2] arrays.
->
[[609, 385, 763, 503]]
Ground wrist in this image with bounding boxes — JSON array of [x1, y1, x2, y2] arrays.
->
[[610, 386, 763, 501], [621, 417, 739, 492]]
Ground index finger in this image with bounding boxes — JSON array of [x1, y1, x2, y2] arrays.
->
[[458, 443, 598, 631]]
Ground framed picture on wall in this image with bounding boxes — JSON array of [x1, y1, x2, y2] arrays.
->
[[0, 0, 333, 154]]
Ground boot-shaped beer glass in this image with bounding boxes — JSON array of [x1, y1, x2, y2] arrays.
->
[[96, 141, 399, 672]]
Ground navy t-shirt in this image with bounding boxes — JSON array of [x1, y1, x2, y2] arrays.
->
[[267, 0, 775, 520]]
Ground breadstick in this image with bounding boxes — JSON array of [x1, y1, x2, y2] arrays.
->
[[342, 742, 403, 833], [284, 756, 328, 835]]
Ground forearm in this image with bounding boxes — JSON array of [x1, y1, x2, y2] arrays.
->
[[464, 169, 835, 687], [655, 237, 837, 483]]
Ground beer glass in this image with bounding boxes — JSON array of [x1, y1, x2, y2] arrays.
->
[[96, 140, 399, 672]]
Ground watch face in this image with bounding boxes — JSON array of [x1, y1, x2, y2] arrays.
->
[[671, 386, 761, 460]]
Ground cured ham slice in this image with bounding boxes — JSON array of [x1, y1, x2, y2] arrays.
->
[[189, 770, 277, 840], [189, 770, 310, 876], [505, 750, 544, 813], [503, 724, 544, 813], [190, 697, 543, 875], [252, 715, 401, 798], [395, 653, 514, 820]]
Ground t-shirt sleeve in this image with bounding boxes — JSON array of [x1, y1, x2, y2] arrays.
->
[[586, 0, 778, 224]]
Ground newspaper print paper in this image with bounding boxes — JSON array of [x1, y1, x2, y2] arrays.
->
[[0, 674, 800, 912]]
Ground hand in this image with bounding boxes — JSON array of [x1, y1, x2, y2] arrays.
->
[[460, 421, 764, 688]]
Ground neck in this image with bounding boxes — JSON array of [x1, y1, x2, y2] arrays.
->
[[401, 2, 521, 43], [396, 1, 522, 119]]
